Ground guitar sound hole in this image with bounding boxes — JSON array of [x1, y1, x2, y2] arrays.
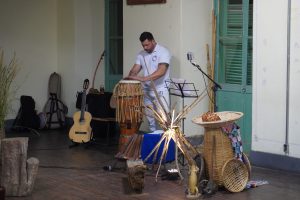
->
[[75, 132, 87, 135]]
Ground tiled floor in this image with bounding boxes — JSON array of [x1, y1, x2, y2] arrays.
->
[[4, 129, 300, 200]]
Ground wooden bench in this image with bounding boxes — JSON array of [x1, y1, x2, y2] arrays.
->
[[92, 117, 116, 145]]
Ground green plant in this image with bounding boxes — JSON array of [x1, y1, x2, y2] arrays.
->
[[0, 49, 19, 137]]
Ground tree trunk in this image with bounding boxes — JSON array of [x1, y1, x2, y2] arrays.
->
[[127, 159, 146, 193], [1, 137, 39, 196]]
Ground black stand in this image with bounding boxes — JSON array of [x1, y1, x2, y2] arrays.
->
[[165, 79, 199, 134], [46, 93, 65, 129], [189, 61, 222, 111], [165, 79, 199, 166], [190, 62, 222, 90]]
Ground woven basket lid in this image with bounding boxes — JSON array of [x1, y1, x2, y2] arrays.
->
[[222, 158, 249, 193], [192, 111, 243, 128]]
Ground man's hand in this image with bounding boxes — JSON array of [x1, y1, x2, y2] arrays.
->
[[125, 75, 145, 82]]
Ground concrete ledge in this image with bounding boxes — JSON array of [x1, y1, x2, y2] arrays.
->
[[250, 151, 300, 174]]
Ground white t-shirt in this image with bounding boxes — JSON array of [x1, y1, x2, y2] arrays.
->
[[135, 43, 171, 91]]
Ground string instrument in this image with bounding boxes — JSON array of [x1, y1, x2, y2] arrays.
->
[[69, 79, 92, 143]]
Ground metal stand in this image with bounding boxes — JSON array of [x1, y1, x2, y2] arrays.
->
[[46, 93, 65, 129]]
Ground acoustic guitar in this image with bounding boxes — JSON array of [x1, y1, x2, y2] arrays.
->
[[69, 79, 92, 143]]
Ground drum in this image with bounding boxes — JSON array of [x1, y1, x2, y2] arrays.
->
[[113, 80, 144, 152]]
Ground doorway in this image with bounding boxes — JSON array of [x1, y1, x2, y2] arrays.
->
[[215, 0, 253, 153], [105, 0, 123, 92]]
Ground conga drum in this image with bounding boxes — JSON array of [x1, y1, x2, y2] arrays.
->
[[113, 80, 144, 152]]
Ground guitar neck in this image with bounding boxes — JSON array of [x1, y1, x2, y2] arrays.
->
[[80, 91, 87, 121]]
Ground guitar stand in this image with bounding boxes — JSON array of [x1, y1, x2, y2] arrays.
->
[[84, 136, 100, 149], [46, 93, 65, 129], [68, 132, 94, 149], [69, 141, 79, 148]]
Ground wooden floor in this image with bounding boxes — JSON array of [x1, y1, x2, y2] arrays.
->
[[4, 129, 300, 200]]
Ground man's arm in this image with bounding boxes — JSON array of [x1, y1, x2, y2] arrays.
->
[[124, 64, 142, 80], [143, 63, 169, 81], [127, 63, 169, 82]]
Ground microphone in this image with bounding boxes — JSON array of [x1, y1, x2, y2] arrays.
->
[[187, 52, 193, 61], [187, 52, 198, 66]]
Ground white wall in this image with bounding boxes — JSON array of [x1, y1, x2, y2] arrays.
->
[[0, 0, 105, 120], [180, 0, 212, 137], [1, 0, 213, 138], [123, 0, 212, 136], [288, 0, 300, 158], [0, 0, 58, 118], [58, 0, 105, 115], [253, 0, 300, 158]]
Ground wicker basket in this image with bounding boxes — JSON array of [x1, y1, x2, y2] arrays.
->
[[242, 153, 251, 179], [222, 158, 249, 192], [203, 127, 234, 186]]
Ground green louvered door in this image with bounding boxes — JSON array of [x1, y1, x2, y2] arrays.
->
[[105, 0, 123, 92], [215, 0, 253, 153]]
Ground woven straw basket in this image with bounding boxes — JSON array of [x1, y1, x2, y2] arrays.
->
[[242, 153, 251, 178], [222, 158, 249, 192], [203, 127, 234, 186]]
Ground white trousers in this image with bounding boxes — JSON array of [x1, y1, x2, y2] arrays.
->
[[144, 89, 170, 132]]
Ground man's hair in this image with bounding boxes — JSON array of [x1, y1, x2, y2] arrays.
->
[[139, 32, 154, 42]]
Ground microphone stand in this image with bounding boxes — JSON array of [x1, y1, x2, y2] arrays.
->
[[190, 61, 222, 111], [190, 61, 222, 90]]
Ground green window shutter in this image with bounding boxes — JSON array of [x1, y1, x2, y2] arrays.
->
[[105, 0, 123, 92], [247, 3, 253, 86], [108, 0, 123, 75], [218, 0, 252, 86], [247, 40, 252, 85]]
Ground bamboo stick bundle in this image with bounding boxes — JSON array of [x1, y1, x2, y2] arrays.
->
[[115, 134, 135, 159], [206, 44, 214, 112], [176, 129, 198, 157], [129, 134, 143, 160], [174, 133, 195, 167], [123, 135, 137, 158], [210, 9, 217, 112], [115, 134, 144, 160], [144, 134, 168, 163], [173, 90, 207, 125], [151, 141, 161, 164], [132, 134, 142, 159], [155, 135, 172, 181]]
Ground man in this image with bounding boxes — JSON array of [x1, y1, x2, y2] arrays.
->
[[125, 32, 171, 132]]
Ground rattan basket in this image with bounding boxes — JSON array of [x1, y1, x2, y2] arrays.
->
[[203, 128, 234, 186], [242, 153, 251, 178], [222, 158, 249, 193]]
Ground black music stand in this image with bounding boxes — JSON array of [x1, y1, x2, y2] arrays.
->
[[165, 78, 198, 166], [165, 78, 198, 134]]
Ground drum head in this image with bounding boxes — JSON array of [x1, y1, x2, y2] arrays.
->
[[119, 80, 141, 84]]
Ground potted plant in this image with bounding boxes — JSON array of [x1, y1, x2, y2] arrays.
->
[[0, 49, 19, 143]]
